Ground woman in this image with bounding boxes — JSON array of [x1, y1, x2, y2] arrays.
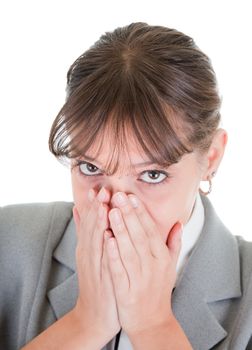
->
[[0, 22, 251, 350]]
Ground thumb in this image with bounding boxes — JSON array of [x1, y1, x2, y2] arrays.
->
[[166, 222, 183, 263]]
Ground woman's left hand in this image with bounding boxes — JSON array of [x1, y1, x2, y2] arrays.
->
[[105, 191, 183, 337]]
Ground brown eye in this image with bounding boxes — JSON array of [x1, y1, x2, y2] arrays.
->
[[78, 162, 102, 176], [139, 170, 168, 185], [148, 171, 160, 179]]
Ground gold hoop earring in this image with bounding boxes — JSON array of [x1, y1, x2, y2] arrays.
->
[[199, 171, 216, 196]]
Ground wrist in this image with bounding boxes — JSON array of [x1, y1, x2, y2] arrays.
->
[[70, 307, 116, 347], [70, 307, 103, 337], [127, 313, 193, 350], [127, 313, 175, 339], [21, 309, 112, 350]]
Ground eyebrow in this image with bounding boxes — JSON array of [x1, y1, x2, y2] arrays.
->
[[81, 154, 158, 168]]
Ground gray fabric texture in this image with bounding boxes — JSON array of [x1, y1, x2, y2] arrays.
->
[[0, 194, 252, 350]]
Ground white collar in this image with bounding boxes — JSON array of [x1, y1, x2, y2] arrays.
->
[[175, 191, 205, 286]]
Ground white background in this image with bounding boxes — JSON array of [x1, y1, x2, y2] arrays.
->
[[0, 0, 251, 240]]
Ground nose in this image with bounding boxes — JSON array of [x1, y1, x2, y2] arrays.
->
[[99, 176, 133, 208]]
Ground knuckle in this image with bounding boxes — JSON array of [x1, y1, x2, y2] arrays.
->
[[109, 215, 125, 234], [122, 204, 134, 216], [115, 223, 125, 234]]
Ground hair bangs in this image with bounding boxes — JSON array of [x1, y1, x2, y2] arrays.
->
[[49, 71, 194, 175]]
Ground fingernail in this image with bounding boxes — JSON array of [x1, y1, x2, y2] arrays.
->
[[114, 192, 127, 207], [88, 189, 95, 202], [128, 195, 138, 208], [98, 187, 106, 202]]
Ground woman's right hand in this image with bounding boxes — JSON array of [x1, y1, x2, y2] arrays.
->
[[21, 187, 120, 350], [72, 187, 121, 342]]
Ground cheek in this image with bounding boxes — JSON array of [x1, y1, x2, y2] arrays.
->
[[143, 189, 190, 242], [148, 203, 179, 241], [142, 193, 178, 239], [71, 171, 92, 213]]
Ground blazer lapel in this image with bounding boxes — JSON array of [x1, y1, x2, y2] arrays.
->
[[171, 194, 242, 349], [47, 218, 79, 320]]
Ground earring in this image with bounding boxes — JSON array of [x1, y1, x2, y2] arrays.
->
[[199, 171, 216, 196]]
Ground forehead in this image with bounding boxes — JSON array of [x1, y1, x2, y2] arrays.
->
[[70, 112, 196, 175], [82, 129, 152, 169]]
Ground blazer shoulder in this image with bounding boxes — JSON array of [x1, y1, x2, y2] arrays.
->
[[0, 201, 74, 264], [235, 235, 252, 284], [0, 202, 74, 349]]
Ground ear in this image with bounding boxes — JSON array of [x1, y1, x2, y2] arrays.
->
[[201, 128, 228, 180]]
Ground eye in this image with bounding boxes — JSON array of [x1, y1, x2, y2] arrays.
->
[[77, 161, 103, 176], [75, 160, 171, 187], [138, 170, 169, 186]]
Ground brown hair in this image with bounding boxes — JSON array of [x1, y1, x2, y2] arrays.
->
[[48, 22, 221, 174]]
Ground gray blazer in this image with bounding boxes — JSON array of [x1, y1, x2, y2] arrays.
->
[[0, 194, 252, 350]]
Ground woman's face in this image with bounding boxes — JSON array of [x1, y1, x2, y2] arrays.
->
[[71, 134, 205, 242]]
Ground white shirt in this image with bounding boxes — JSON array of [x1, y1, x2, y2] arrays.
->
[[175, 191, 205, 286], [110, 191, 205, 350]]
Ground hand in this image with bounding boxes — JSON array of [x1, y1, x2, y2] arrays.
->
[[72, 187, 121, 341], [105, 191, 183, 336]]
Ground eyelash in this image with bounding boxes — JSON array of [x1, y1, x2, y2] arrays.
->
[[74, 161, 171, 187]]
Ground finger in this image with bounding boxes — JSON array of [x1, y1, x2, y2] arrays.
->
[[166, 222, 183, 264], [109, 208, 141, 280], [76, 188, 106, 281], [72, 206, 80, 239], [105, 236, 129, 299], [101, 231, 115, 294], [78, 188, 100, 246], [97, 186, 112, 204], [74, 187, 96, 242], [90, 201, 110, 280], [94, 202, 111, 249], [111, 192, 151, 260], [127, 194, 168, 258], [77, 186, 99, 222], [128, 194, 163, 240], [79, 187, 110, 243]]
